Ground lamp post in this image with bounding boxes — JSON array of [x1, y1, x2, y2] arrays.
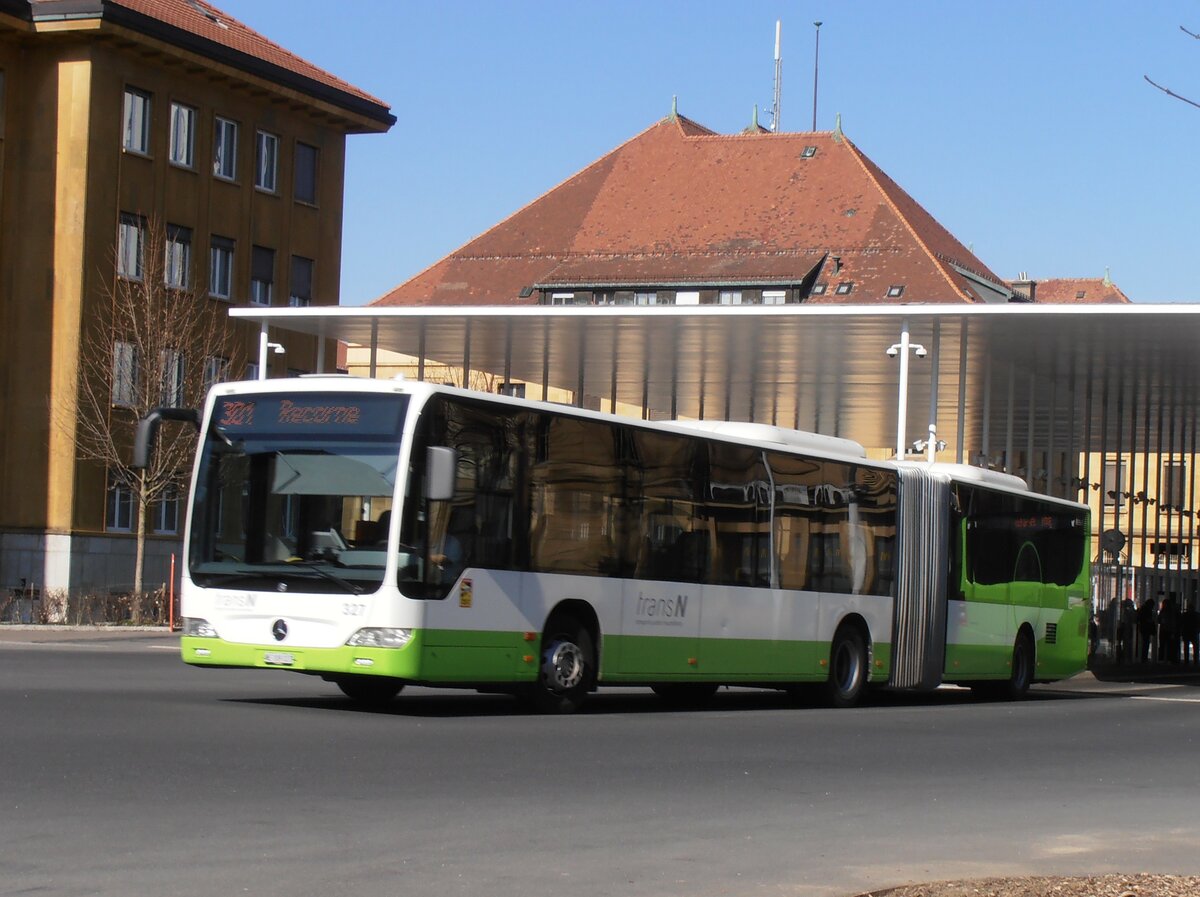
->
[[887, 318, 926, 460], [256, 330, 286, 380]]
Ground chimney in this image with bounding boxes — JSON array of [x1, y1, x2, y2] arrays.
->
[[1010, 271, 1036, 302]]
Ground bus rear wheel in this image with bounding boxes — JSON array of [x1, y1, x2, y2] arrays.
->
[[971, 631, 1035, 701], [526, 617, 595, 714], [335, 676, 404, 707], [1004, 632, 1035, 700], [824, 627, 868, 708]]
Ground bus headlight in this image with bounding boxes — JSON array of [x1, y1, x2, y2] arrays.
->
[[183, 617, 220, 638], [346, 628, 413, 649]]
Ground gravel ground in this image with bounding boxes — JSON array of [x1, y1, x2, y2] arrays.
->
[[855, 874, 1200, 897]]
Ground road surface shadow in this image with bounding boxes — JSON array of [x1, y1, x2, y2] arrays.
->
[[223, 680, 1101, 718]]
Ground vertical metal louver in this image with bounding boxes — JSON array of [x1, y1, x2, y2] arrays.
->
[[890, 466, 950, 690]]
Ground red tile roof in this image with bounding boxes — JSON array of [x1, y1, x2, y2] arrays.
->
[[25, 0, 392, 126], [1022, 277, 1131, 304], [374, 115, 1009, 307]]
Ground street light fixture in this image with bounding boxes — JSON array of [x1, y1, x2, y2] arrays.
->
[[886, 318, 927, 460]]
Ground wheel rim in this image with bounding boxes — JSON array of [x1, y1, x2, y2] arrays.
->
[[543, 638, 584, 692]]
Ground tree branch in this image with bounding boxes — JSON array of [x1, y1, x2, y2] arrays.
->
[[1144, 74, 1200, 110]]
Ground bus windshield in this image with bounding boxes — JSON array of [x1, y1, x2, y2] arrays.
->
[[188, 392, 409, 594]]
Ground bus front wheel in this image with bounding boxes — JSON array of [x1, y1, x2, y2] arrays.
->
[[335, 676, 404, 707], [527, 617, 595, 714], [824, 627, 868, 708]]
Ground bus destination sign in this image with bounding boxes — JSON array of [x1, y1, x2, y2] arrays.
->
[[213, 394, 406, 438]]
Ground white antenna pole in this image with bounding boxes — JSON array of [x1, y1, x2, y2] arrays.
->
[[771, 20, 782, 132]]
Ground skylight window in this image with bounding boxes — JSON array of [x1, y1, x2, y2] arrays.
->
[[835, 282, 854, 295], [801, 146, 817, 158], [811, 283, 827, 295], [887, 285, 905, 298], [1075, 290, 1086, 299]]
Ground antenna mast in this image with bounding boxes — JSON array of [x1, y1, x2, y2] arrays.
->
[[770, 20, 782, 132], [812, 21, 822, 131]]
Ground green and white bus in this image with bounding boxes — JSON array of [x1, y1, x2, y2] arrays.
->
[[138, 377, 1090, 712]]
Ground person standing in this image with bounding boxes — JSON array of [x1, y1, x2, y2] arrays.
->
[[1137, 595, 1157, 664]]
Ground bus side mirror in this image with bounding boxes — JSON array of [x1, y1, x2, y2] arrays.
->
[[425, 446, 457, 501], [133, 407, 201, 469]]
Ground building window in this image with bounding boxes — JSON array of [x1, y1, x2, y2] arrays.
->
[[250, 246, 274, 306], [165, 224, 191, 289], [203, 355, 230, 391], [1162, 460, 1187, 508], [676, 291, 700, 306], [160, 348, 186, 408], [549, 292, 576, 305], [289, 255, 313, 307], [499, 382, 526, 398], [246, 361, 260, 381], [213, 116, 238, 180], [112, 341, 138, 407], [122, 88, 151, 154], [209, 235, 234, 300], [154, 486, 179, 534], [835, 281, 854, 295], [294, 142, 318, 204], [106, 471, 134, 533], [886, 284, 905, 298], [762, 290, 786, 305], [1103, 459, 1127, 508], [634, 291, 658, 306], [255, 130, 278, 192], [169, 102, 195, 167], [117, 213, 145, 280], [811, 283, 827, 295], [718, 290, 742, 305]]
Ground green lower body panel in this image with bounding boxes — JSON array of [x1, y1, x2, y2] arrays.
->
[[602, 634, 892, 684], [182, 629, 538, 684], [182, 631, 894, 686]]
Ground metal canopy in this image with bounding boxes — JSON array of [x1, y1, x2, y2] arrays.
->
[[234, 303, 1200, 469]]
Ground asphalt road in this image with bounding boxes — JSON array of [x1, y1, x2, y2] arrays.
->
[[2, 629, 1199, 897]]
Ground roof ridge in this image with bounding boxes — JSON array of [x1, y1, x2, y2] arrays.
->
[[841, 137, 974, 301], [371, 120, 674, 304]]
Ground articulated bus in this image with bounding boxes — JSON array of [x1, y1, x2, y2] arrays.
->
[[137, 377, 1090, 712]]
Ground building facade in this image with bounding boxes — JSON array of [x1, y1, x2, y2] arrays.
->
[[0, 0, 392, 595]]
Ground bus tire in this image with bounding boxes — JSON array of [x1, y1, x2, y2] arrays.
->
[[824, 626, 868, 708], [1005, 631, 1035, 700], [651, 683, 719, 707], [527, 616, 595, 714], [335, 676, 404, 706]]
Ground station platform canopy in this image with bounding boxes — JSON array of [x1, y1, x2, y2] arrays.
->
[[234, 303, 1200, 492]]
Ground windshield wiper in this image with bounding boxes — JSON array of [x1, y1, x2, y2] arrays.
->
[[201, 563, 363, 594], [283, 560, 363, 594]]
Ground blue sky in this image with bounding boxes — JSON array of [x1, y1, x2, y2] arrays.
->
[[217, 0, 1200, 305]]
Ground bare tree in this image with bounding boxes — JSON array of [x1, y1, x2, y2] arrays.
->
[[67, 216, 242, 597], [1145, 26, 1200, 109]]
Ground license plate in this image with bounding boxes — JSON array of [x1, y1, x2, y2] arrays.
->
[[264, 652, 295, 666]]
